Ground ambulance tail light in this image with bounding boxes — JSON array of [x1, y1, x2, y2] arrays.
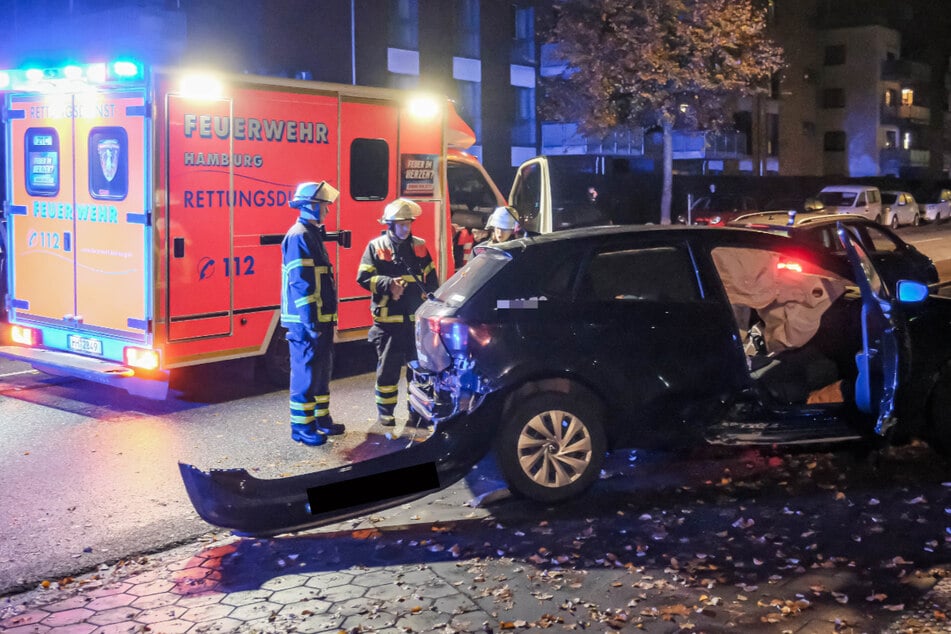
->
[[10, 325, 41, 347], [125, 347, 160, 371]]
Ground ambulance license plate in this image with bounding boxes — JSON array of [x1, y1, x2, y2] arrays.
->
[[68, 335, 103, 356]]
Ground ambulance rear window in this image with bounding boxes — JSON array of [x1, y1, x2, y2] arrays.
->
[[350, 138, 389, 200]]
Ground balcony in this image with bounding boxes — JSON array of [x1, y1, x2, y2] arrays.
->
[[880, 147, 931, 174], [541, 123, 644, 156], [666, 131, 750, 160], [881, 59, 931, 83], [881, 103, 931, 125]]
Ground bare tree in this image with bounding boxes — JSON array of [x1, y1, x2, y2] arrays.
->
[[542, 0, 783, 224]]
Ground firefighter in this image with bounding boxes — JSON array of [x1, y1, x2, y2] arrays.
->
[[357, 198, 439, 428], [484, 205, 520, 244], [281, 180, 345, 446]]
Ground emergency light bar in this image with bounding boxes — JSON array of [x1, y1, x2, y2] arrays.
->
[[0, 60, 142, 92]]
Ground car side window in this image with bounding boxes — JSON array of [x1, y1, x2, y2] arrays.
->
[[856, 191, 867, 206], [861, 225, 899, 253], [582, 245, 699, 302]]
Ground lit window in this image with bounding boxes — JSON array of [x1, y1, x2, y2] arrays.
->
[[903, 132, 912, 150], [901, 88, 914, 106]]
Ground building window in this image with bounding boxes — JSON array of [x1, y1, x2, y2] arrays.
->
[[884, 129, 897, 149], [822, 88, 845, 109], [824, 131, 846, 152], [388, 0, 419, 50], [512, 5, 535, 65], [455, 80, 482, 140], [901, 88, 914, 106], [883, 89, 898, 107], [903, 131, 913, 150], [455, 0, 479, 58], [823, 44, 846, 66], [512, 86, 536, 145]]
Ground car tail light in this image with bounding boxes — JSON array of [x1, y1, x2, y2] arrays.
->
[[777, 260, 803, 273], [426, 317, 493, 354], [10, 325, 41, 347], [124, 346, 160, 371]]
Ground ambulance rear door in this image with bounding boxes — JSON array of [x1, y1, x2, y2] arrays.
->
[[5, 87, 151, 352]]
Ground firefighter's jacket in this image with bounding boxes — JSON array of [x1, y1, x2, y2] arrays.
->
[[357, 232, 438, 324], [281, 219, 338, 330]]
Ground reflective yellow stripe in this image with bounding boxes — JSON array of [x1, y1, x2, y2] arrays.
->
[[376, 385, 398, 394], [400, 274, 416, 283], [295, 294, 317, 308], [376, 314, 405, 323], [317, 312, 337, 323], [422, 262, 435, 275], [285, 258, 315, 270], [375, 395, 399, 405], [312, 266, 329, 274], [359, 263, 376, 273], [315, 395, 330, 404], [290, 414, 315, 424]]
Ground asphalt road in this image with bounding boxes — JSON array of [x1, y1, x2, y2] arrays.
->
[[1, 221, 950, 598]]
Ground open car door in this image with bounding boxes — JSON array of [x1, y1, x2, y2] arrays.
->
[[837, 224, 900, 435]]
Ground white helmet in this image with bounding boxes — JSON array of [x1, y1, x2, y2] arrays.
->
[[380, 198, 422, 224], [290, 181, 340, 209], [486, 206, 519, 231]]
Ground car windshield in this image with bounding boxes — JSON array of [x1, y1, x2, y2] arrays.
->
[[691, 196, 748, 213], [817, 191, 857, 206], [881, 193, 898, 205], [433, 248, 511, 308]]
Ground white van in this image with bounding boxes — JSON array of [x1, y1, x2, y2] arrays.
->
[[816, 185, 883, 222]]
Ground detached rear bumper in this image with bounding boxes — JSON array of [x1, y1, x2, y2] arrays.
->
[[0, 345, 169, 399], [179, 413, 495, 537]]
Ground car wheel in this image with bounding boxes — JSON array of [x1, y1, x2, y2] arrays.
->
[[890, 214, 899, 229], [875, 214, 884, 225], [912, 213, 921, 227], [258, 327, 291, 386], [496, 391, 607, 503]]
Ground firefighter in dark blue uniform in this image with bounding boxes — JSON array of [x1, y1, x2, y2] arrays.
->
[[281, 180, 345, 446], [356, 198, 439, 427]]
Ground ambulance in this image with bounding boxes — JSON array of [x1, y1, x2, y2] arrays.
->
[[0, 60, 505, 398]]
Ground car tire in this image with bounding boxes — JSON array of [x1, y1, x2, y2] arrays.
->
[[890, 214, 900, 229], [258, 327, 291, 386], [912, 213, 920, 227], [875, 214, 884, 225], [496, 390, 607, 504]]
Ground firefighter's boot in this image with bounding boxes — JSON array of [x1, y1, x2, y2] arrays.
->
[[377, 413, 396, 427], [291, 423, 327, 446], [316, 416, 346, 436]]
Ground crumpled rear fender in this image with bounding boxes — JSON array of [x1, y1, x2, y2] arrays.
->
[[179, 415, 494, 537]]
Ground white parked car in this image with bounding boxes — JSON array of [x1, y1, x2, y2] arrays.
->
[[918, 188, 951, 223], [881, 190, 921, 228], [816, 185, 883, 222]]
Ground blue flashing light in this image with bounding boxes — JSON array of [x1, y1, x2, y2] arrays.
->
[[25, 68, 43, 81], [63, 65, 83, 80], [87, 63, 107, 83], [112, 61, 140, 78], [0, 71, 9, 89]]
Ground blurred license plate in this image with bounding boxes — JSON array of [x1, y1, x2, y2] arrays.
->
[[68, 335, 103, 355]]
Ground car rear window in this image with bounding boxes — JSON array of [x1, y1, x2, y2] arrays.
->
[[818, 192, 856, 206], [433, 249, 511, 308]]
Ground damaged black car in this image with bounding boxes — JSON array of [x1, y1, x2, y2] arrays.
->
[[180, 225, 951, 535]]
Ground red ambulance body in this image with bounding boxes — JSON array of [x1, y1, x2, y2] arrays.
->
[[0, 61, 504, 398]]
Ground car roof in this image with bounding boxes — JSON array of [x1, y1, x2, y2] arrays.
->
[[820, 185, 877, 192], [729, 212, 868, 229]]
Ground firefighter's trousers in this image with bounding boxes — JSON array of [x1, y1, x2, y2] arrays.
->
[[368, 323, 416, 419], [286, 322, 334, 429]]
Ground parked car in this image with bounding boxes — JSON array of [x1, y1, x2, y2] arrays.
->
[[917, 188, 951, 223], [728, 212, 938, 289], [688, 194, 759, 226], [816, 185, 883, 222], [178, 224, 951, 534], [881, 190, 921, 228]]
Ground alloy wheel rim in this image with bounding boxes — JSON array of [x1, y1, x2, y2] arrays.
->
[[516, 409, 593, 488]]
